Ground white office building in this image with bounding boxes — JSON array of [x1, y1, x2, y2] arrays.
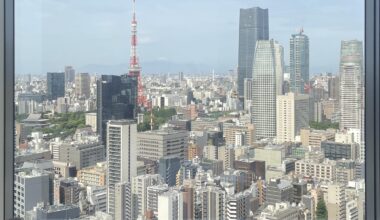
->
[[158, 190, 180, 220], [14, 169, 51, 219], [106, 120, 137, 217], [132, 174, 163, 219], [252, 40, 284, 139], [276, 92, 309, 143]]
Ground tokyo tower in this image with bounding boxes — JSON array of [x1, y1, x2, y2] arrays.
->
[[128, 0, 147, 108]]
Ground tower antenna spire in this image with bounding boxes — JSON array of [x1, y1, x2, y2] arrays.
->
[[129, 0, 147, 108]]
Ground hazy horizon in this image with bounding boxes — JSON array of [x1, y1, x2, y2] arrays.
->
[[15, 0, 364, 75]]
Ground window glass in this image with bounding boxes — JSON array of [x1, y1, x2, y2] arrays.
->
[[15, 0, 364, 219]]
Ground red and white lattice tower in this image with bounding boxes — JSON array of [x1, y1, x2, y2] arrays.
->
[[128, 0, 146, 107]]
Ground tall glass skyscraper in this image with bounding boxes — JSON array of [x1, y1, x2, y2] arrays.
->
[[339, 40, 363, 130], [251, 40, 284, 139], [47, 72, 65, 100], [96, 74, 138, 144], [237, 7, 269, 98], [289, 31, 309, 94]]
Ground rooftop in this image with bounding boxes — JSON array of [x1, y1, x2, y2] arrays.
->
[[140, 128, 187, 135], [107, 119, 137, 125]]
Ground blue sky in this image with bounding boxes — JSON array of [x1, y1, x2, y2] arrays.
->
[[15, 0, 364, 75]]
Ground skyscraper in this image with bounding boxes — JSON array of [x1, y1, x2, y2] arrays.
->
[[251, 40, 283, 139], [96, 75, 138, 143], [274, 41, 285, 96], [64, 66, 76, 84], [47, 72, 65, 100], [276, 92, 309, 143], [237, 7, 269, 97], [328, 76, 340, 101], [289, 30, 309, 93], [106, 120, 137, 217], [339, 40, 363, 130], [243, 78, 252, 111], [75, 72, 91, 98]]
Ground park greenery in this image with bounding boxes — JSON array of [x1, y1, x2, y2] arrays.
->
[[309, 121, 339, 130], [36, 112, 87, 139], [15, 113, 29, 122], [316, 199, 328, 220], [138, 107, 176, 132]]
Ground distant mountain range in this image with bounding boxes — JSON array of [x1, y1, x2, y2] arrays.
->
[[77, 60, 232, 75]]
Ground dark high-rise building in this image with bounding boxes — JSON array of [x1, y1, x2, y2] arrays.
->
[[47, 72, 65, 100], [237, 7, 269, 97], [158, 156, 181, 186], [233, 160, 265, 180], [96, 74, 138, 143], [186, 89, 194, 105], [289, 30, 309, 93], [160, 97, 165, 109], [328, 76, 340, 101], [64, 66, 76, 84], [57, 178, 80, 205], [292, 180, 307, 204]]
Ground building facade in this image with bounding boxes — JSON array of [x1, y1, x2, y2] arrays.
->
[[137, 129, 188, 161], [276, 92, 309, 143], [295, 159, 336, 181], [77, 162, 107, 186], [14, 170, 51, 219], [64, 66, 76, 84], [106, 120, 137, 217], [75, 72, 91, 98], [114, 182, 132, 220], [289, 31, 309, 93], [251, 40, 284, 139], [96, 75, 138, 143], [57, 142, 105, 170], [158, 156, 181, 187], [47, 72, 65, 100], [339, 40, 363, 130]]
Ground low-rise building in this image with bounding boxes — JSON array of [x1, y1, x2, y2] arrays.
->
[[77, 162, 107, 186]]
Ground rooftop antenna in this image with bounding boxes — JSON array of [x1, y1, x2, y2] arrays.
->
[[299, 27, 304, 34]]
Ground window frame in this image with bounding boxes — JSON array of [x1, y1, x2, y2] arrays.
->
[[365, 0, 380, 219], [0, 0, 14, 219], [0, 0, 378, 219]]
